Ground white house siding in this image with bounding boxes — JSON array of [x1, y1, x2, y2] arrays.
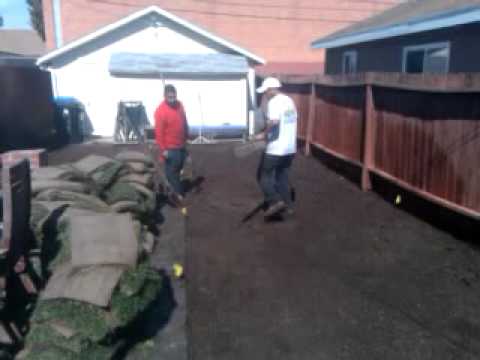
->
[[107, 77, 246, 132], [50, 25, 249, 137]]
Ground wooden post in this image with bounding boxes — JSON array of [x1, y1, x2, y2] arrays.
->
[[1, 160, 38, 295], [305, 82, 316, 156], [2, 160, 31, 254], [361, 84, 377, 191]]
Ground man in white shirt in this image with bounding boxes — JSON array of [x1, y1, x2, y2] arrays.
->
[[255, 77, 298, 218]]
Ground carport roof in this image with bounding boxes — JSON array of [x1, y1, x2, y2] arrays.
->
[[109, 52, 249, 77]]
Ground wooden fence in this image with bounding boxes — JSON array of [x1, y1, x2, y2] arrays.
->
[[0, 65, 57, 153], [280, 73, 480, 220]]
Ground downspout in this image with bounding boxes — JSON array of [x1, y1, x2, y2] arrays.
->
[[50, 70, 59, 98], [248, 67, 256, 136], [52, 0, 63, 48]]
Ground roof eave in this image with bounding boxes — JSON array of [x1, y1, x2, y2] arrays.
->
[[37, 5, 265, 67], [311, 6, 480, 49]]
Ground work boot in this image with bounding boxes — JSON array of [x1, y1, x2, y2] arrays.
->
[[169, 193, 185, 208], [285, 207, 295, 217], [264, 200, 287, 218]]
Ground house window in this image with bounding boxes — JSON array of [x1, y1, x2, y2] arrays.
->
[[342, 51, 357, 74], [403, 42, 450, 74]]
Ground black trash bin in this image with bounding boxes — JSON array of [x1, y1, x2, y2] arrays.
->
[[55, 97, 86, 144]]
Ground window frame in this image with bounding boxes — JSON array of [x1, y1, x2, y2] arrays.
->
[[402, 41, 451, 74], [342, 50, 358, 74]]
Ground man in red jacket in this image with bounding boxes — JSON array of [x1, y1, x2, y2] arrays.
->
[[155, 84, 189, 206]]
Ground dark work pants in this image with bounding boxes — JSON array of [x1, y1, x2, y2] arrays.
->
[[165, 148, 187, 196], [257, 153, 294, 206]]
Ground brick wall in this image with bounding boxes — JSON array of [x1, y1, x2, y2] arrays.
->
[[42, 0, 401, 64], [1, 149, 48, 169], [43, 0, 54, 50]]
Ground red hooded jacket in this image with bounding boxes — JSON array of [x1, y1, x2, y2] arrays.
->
[[154, 100, 188, 151]]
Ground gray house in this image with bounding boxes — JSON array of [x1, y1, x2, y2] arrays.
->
[[0, 30, 45, 58], [312, 0, 480, 75]]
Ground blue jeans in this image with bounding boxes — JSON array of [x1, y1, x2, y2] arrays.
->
[[165, 148, 187, 196], [257, 153, 294, 206]]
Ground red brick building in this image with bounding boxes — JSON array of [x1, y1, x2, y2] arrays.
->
[[42, 0, 401, 72]]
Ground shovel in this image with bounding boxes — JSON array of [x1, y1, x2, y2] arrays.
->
[[233, 139, 267, 159]]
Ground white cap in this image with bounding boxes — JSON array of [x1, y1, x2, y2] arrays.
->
[[256, 77, 281, 93]]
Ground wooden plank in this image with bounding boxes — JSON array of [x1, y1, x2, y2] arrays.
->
[[280, 72, 480, 93], [473, 117, 480, 212], [345, 105, 353, 160], [409, 117, 417, 187], [362, 85, 376, 191], [311, 141, 363, 168], [421, 115, 432, 192], [442, 116, 457, 203], [387, 110, 396, 178], [430, 117, 442, 199], [455, 118, 464, 207], [325, 90, 334, 152], [1, 159, 31, 268], [358, 91, 366, 162], [374, 110, 383, 172], [314, 93, 322, 146], [457, 116, 479, 209], [400, 108, 410, 185], [318, 94, 327, 147], [419, 117, 428, 190], [318, 92, 329, 148], [371, 167, 480, 220], [427, 115, 436, 198], [409, 116, 418, 187], [472, 119, 480, 211], [305, 83, 316, 156], [443, 118, 454, 204], [340, 92, 348, 157], [460, 118, 473, 208], [416, 117, 425, 191], [439, 117, 451, 201], [461, 117, 475, 209], [398, 110, 407, 182], [386, 112, 396, 176], [452, 118, 463, 206], [430, 116, 442, 199]]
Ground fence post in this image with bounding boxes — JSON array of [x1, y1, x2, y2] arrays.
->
[[305, 82, 316, 156], [361, 84, 377, 191]]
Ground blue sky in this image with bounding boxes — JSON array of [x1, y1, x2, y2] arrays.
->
[[0, 0, 30, 29]]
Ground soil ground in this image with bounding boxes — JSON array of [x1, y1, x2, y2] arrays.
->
[[44, 141, 480, 360], [187, 143, 480, 360]]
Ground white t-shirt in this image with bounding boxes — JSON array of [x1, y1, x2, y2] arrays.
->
[[265, 93, 298, 156]]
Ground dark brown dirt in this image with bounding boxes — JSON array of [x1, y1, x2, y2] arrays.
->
[[187, 143, 480, 360]]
